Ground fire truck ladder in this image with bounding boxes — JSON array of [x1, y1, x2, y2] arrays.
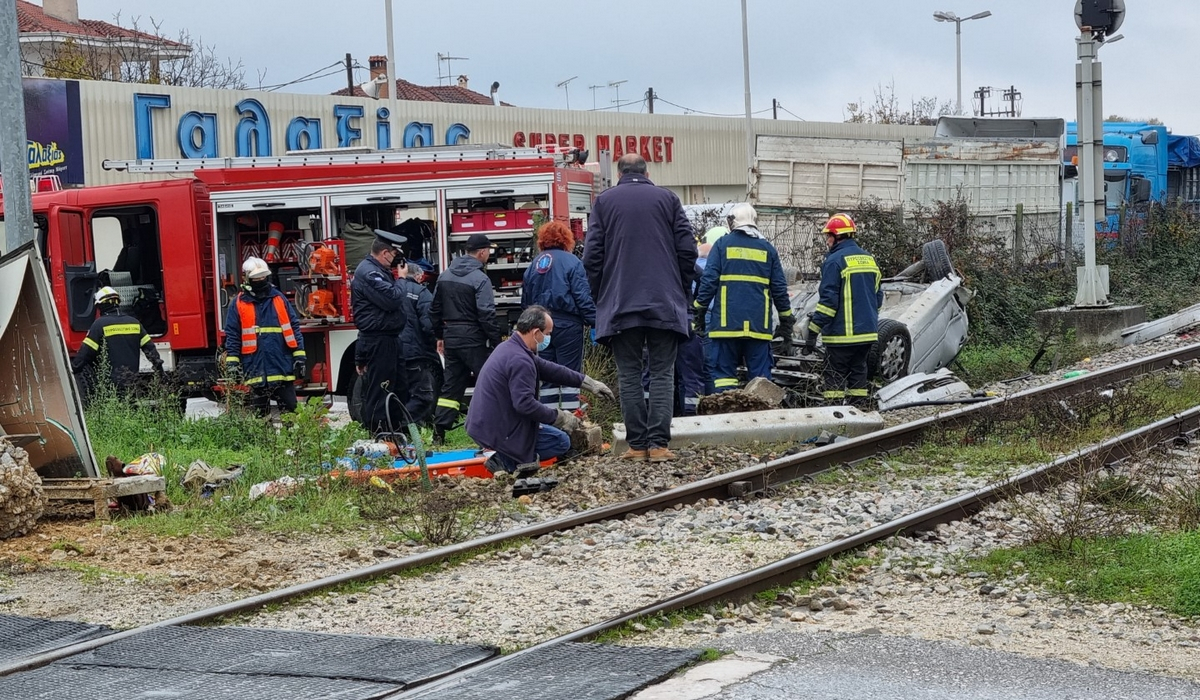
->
[[102, 144, 556, 173]]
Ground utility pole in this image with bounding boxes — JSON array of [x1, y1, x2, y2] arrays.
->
[[345, 53, 354, 94], [772, 98, 777, 120], [646, 87, 655, 114], [0, 0, 33, 253], [1075, 28, 1109, 307], [384, 0, 397, 142], [740, 0, 754, 194]]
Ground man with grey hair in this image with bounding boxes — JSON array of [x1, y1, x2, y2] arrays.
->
[[583, 153, 697, 462], [466, 305, 614, 474], [399, 262, 436, 423]]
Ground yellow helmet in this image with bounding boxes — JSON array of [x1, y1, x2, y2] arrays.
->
[[821, 213, 857, 238]]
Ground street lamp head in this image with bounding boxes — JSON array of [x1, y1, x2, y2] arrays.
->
[[966, 10, 992, 20], [1102, 33, 1124, 44], [933, 11, 957, 21]]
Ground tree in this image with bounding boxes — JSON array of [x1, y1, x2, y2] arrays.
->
[[36, 12, 245, 90], [845, 82, 953, 126], [1105, 115, 1163, 125]]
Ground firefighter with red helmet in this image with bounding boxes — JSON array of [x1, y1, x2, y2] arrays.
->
[[223, 257, 306, 415], [805, 213, 882, 408]]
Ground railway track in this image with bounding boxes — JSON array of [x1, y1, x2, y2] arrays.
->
[[2, 342, 1199, 693]]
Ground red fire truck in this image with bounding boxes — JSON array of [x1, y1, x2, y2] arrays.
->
[[1, 146, 596, 399]]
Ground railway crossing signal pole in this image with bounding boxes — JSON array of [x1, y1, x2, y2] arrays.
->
[[0, 0, 34, 253], [1073, 0, 1124, 308]]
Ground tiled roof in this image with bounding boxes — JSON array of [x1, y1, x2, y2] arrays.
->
[[16, 0, 186, 47], [332, 78, 510, 106]]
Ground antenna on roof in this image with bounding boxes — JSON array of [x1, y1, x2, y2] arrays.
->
[[437, 52, 469, 86], [555, 76, 578, 110]]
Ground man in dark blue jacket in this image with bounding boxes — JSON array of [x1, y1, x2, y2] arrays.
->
[[805, 213, 882, 408], [522, 220, 596, 411], [400, 263, 436, 424], [694, 203, 794, 392], [224, 257, 305, 415], [583, 154, 696, 463], [466, 306, 613, 474], [351, 231, 409, 436]]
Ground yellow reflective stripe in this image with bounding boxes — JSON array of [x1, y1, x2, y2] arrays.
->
[[245, 374, 295, 385], [822, 333, 878, 344], [843, 255, 879, 272], [255, 326, 284, 333], [719, 274, 770, 285], [778, 309, 793, 317], [714, 378, 739, 387], [763, 290, 770, 330], [808, 322, 821, 333], [823, 391, 846, 399], [82, 337, 100, 351], [140, 335, 151, 346], [847, 388, 870, 397], [726, 247, 768, 263], [720, 287, 727, 327], [225, 356, 241, 364], [292, 350, 306, 357], [709, 330, 774, 340], [843, 274, 853, 336], [437, 398, 460, 410], [102, 323, 141, 337], [693, 300, 703, 309], [814, 304, 836, 317]]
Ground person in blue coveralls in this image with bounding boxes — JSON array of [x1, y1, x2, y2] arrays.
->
[[521, 220, 596, 411], [693, 203, 794, 392]]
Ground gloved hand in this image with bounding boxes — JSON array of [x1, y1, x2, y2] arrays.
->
[[776, 314, 796, 341], [293, 358, 307, 381], [801, 332, 818, 356], [152, 361, 166, 379], [693, 312, 707, 336], [224, 359, 242, 382], [553, 409, 581, 433], [581, 375, 615, 401]]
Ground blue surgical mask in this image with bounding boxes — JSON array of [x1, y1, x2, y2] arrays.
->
[[536, 333, 552, 352]]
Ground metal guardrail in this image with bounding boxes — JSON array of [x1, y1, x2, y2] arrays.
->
[[2, 342, 1198, 678]]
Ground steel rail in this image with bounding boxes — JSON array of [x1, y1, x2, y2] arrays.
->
[[1, 342, 1197, 677], [386, 405, 1200, 698]]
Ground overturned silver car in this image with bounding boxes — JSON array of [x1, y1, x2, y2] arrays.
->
[[786, 240, 974, 383]]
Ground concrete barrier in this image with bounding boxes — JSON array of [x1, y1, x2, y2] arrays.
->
[[612, 406, 884, 454]]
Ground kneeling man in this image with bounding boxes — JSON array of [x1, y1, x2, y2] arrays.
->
[[466, 305, 613, 474]]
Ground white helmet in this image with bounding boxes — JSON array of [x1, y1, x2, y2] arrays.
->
[[242, 256, 271, 281], [94, 286, 120, 307], [727, 203, 757, 230]]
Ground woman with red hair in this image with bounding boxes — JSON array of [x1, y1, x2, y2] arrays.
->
[[521, 220, 596, 410]]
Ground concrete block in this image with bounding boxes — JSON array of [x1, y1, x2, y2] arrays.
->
[[612, 406, 883, 454], [1035, 305, 1146, 347], [743, 377, 786, 407], [570, 423, 604, 453]]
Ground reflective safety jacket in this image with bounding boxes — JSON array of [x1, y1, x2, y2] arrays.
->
[[693, 226, 792, 340], [809, 239, 883, 345], [71, 310, 162, 386], [223, 287, 306, 385]]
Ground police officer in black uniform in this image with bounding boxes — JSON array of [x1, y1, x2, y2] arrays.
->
[[72, 286, 164, 403], [351, 230, 409, 436]]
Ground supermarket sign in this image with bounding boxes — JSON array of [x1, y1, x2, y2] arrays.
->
[[512, 131, 676, 163]]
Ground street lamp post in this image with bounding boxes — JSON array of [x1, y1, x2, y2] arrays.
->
[[933, 9, 992, 115]]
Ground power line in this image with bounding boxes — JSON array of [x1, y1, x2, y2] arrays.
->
[[587, 97, 646, 112], [258, 61, 343, 90], [775, 102, 806, 121], [654, 96, 771, 117]]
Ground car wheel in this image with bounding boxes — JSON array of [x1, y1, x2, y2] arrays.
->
[[922, 239, 953, 280], [870, 319, 912, 383], [348, 373, 363, 423]]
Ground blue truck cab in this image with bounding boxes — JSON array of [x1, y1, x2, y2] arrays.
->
[[1064, 122, 1163, 233]]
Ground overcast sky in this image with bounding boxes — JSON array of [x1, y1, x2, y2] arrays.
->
[[78, 0, 1200, 133]]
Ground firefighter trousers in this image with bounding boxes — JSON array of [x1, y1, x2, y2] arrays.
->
[[404, 359, 436, 425], [823, 343, 872, 408], [433, 343, 489, 433], [358, 335, 409, 436], [710, 338, 772, 393], [249, 382, 298, 416]]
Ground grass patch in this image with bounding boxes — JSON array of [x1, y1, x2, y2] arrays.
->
[[51, 561, 146, 584], [974, 530, 1200, 618]]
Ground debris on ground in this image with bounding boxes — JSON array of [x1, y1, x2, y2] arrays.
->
[[249, 476, 304, 501], [697, 390, 775, 415], [0, 438, 46, 538], [123, 452, 166, 476], [180, 461, 244, 497]]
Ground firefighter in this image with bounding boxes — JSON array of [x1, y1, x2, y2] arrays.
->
[[430, 233, 500, 445], [521, 220, 595, 411], [351, 231, 410, 436], [223, 257, 306, 416], [400, 262, 436, 424], [71, 286, 164, 403], [804, 213, 882, 408], [693, 203, 794, 392]]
